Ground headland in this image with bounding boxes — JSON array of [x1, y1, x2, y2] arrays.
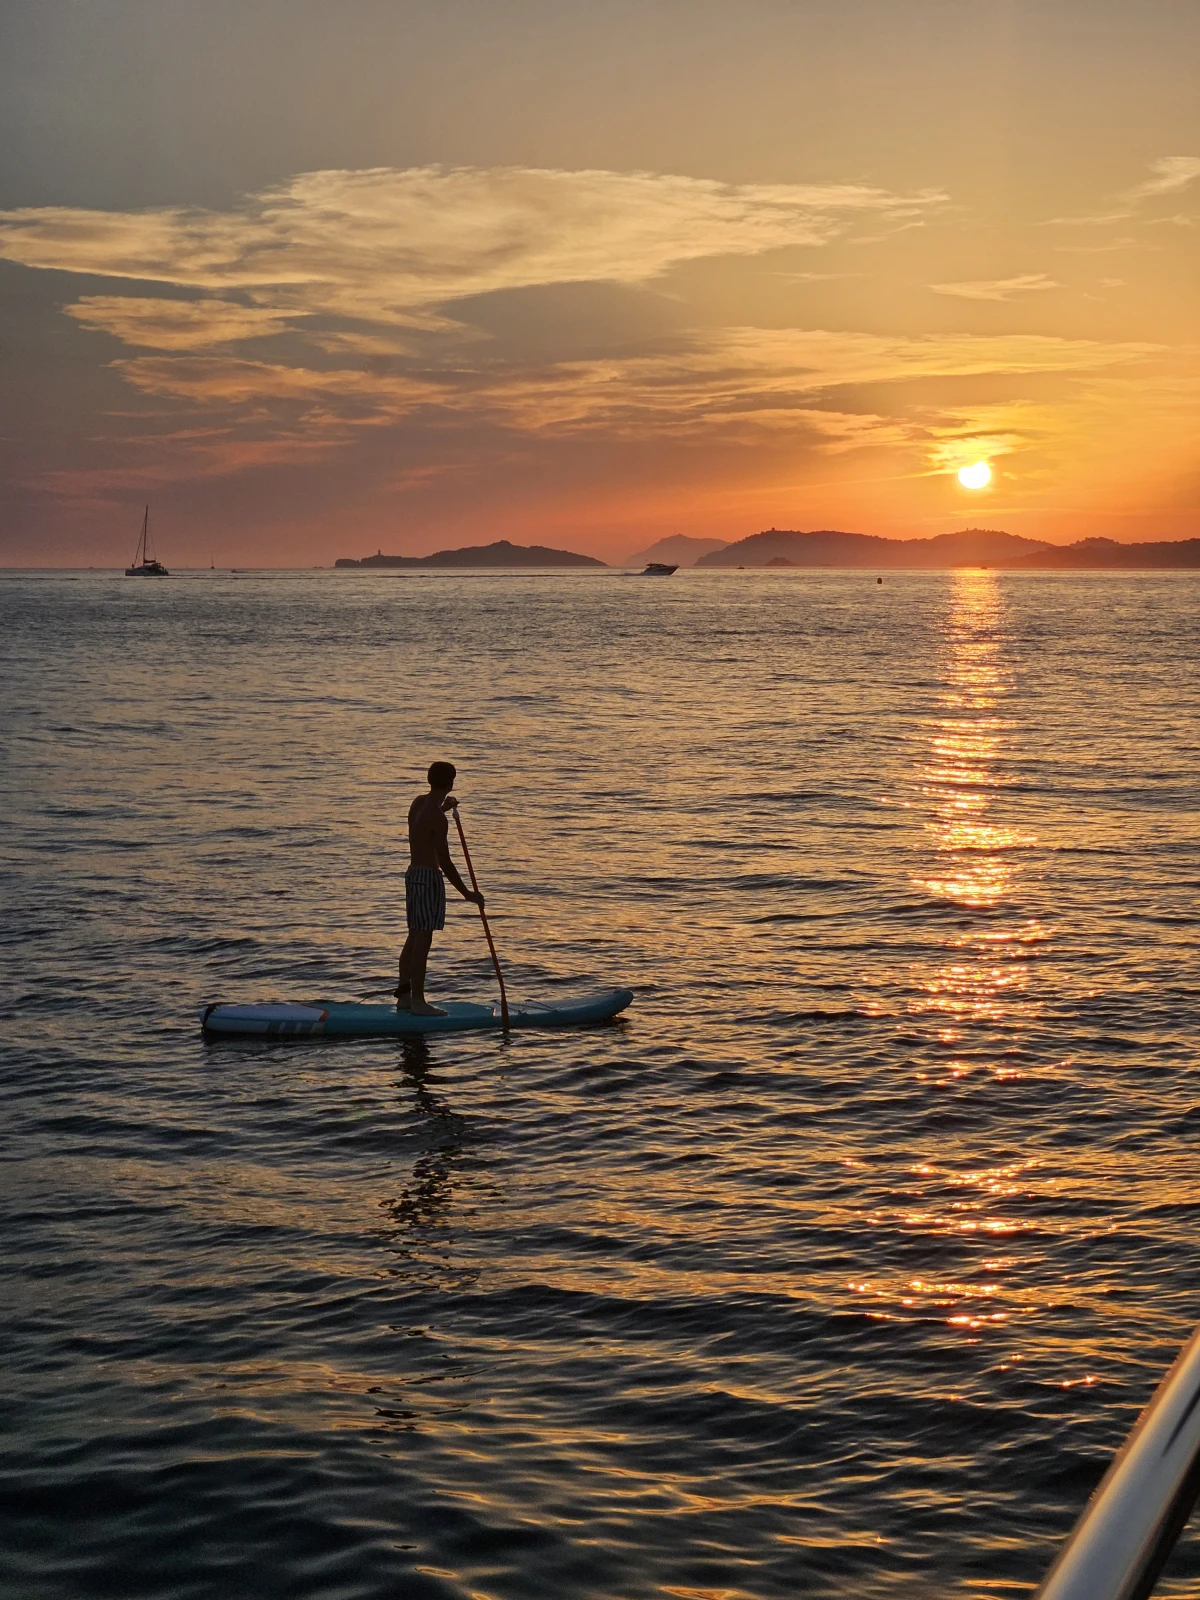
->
[[696, 528, 1200, 569], [336, 539, 606, 568]]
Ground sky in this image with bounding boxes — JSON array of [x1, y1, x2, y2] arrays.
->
[[0, 0, 1197, 566]]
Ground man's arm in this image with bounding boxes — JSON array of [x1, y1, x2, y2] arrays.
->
[[436, 815, 483, 904]]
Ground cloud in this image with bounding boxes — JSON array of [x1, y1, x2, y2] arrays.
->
[[304, 329, 423, 359], [3, 162, 1184, 518], [17, 166, 1123, 471], [920, 398, 1054, 472], [930, 273, 1060, 302], [1053, 236, 1155, 254], [772, 270, 866, 283], [116, 354, 435, 419], [65, 295, 298, 349], [106, 326, 1159, 461], [1121, 155, 1200, 202], [1048, 155, 1200, 228], [0, 165, 945, 337], [36, 435, 345, 499]]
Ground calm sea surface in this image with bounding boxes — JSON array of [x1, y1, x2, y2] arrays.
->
[[2, 567, 1198, 1599]]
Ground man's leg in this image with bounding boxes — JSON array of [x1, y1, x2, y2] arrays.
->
[[395, 930, 417, 1000], [405, 930, 445, 1016]]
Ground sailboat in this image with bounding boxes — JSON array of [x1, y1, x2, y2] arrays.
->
[[125, 506, 169, 577]]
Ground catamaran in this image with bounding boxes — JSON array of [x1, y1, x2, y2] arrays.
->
[[125, 506, 169, 576]]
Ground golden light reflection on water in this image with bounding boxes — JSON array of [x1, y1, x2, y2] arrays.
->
[[911, 570, 1046, 1049], [917, 569, 1030, 911], [874, 572, 1059, 1334]]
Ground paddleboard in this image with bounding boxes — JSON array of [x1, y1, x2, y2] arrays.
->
[[199, 988, 633, 1038]]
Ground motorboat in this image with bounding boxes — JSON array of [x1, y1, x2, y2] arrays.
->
[[638, 562, 678, 576]]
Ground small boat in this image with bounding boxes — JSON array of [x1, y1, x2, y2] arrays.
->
[[639, 562, 678, 576], [125, 506, 169, 576]]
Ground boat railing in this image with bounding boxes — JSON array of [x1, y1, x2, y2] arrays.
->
[[1034, 1321, 1200, 1599]]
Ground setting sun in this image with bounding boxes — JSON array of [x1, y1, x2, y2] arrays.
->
[[958, 462, 992, 490]]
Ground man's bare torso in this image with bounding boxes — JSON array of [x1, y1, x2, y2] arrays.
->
[[408, 792, 448, 869]]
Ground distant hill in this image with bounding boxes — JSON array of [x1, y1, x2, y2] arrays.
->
[[1003, 536, 1200, 569], [623, 535, 730, 567], [337, 539, 606, 569], [695, 527, 1050, 568]]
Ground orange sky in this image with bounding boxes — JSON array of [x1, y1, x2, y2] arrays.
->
[[1, 1, 1197, 566]]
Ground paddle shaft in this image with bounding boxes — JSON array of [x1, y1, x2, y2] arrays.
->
[[451, 807, 510, 1029]]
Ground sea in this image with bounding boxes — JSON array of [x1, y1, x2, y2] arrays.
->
[[1, 566, 1198, 1599]]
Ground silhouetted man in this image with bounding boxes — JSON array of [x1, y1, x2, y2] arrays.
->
[[394, 761, 483, 1015]]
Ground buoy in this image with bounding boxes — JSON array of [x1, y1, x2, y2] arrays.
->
[[877, 577, 883, 584]]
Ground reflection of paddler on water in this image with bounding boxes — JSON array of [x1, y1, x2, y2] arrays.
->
[[394, 761, 485, 1016]]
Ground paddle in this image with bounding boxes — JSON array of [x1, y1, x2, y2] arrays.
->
[[451, 806, 510, 1029]]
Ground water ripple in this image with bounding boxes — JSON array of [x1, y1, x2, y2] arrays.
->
[[1, 568, 1198, 1598]]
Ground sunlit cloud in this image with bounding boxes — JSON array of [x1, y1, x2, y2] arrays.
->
[[1053, 236, 1157, 254], [0, 164, 945, 333], [65, 295, 298, 349], [1121, 155, 1200, 201], [924, 407, 1030, 472], [1047, 154, 1200, 227], [3, 161, 1194, 542], [304, 329, 425, 359], [0, 168, 1155, 473], [930, 274, 1060, 302], [33, 435, 345, 499], [99, 325, 1160, 487]]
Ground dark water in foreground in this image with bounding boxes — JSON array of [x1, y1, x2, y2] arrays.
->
[[1, 567, 1198, 1599]]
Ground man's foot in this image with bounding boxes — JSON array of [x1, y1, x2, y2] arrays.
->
[[407, 1001, 447, 1017], [393, 983, 411, 1003]]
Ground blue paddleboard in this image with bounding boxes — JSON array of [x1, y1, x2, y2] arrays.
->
[[199, 988, 633, 1038]]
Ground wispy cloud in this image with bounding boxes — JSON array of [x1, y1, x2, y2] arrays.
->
[[2, 166, 1130, 464], [1048, 154, 1200, 227], [920, 398, 1053, 473], [0, 165, 945, 336], [1053, 236, 1155, 254], [36, 434, 345, 499], [930, 274, 1060, 302], [65, 296, 298, 349], [1121, 155, 1200, 202], [3, 162, 1189, 527], [107, 327, 1159, 461]]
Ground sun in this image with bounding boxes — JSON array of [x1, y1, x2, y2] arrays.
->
[[957, 461, 992, 490]]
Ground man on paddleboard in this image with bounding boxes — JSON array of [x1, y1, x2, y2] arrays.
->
[[395, 761, 484, 1015]]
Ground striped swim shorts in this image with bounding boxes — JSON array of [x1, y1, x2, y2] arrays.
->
[[405, 865, 446, 932]]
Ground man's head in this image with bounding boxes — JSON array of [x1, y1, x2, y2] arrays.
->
[[427, 760, 457, 793]]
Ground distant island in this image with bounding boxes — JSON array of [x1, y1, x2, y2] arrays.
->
[[333, 529, 1200, 572], [336, 539, 606, 569], [696, 527, 1200, 569], [1004, 535, 1200, 569], [623, 534, 729, 567], [697, 527, 1050, 568]]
